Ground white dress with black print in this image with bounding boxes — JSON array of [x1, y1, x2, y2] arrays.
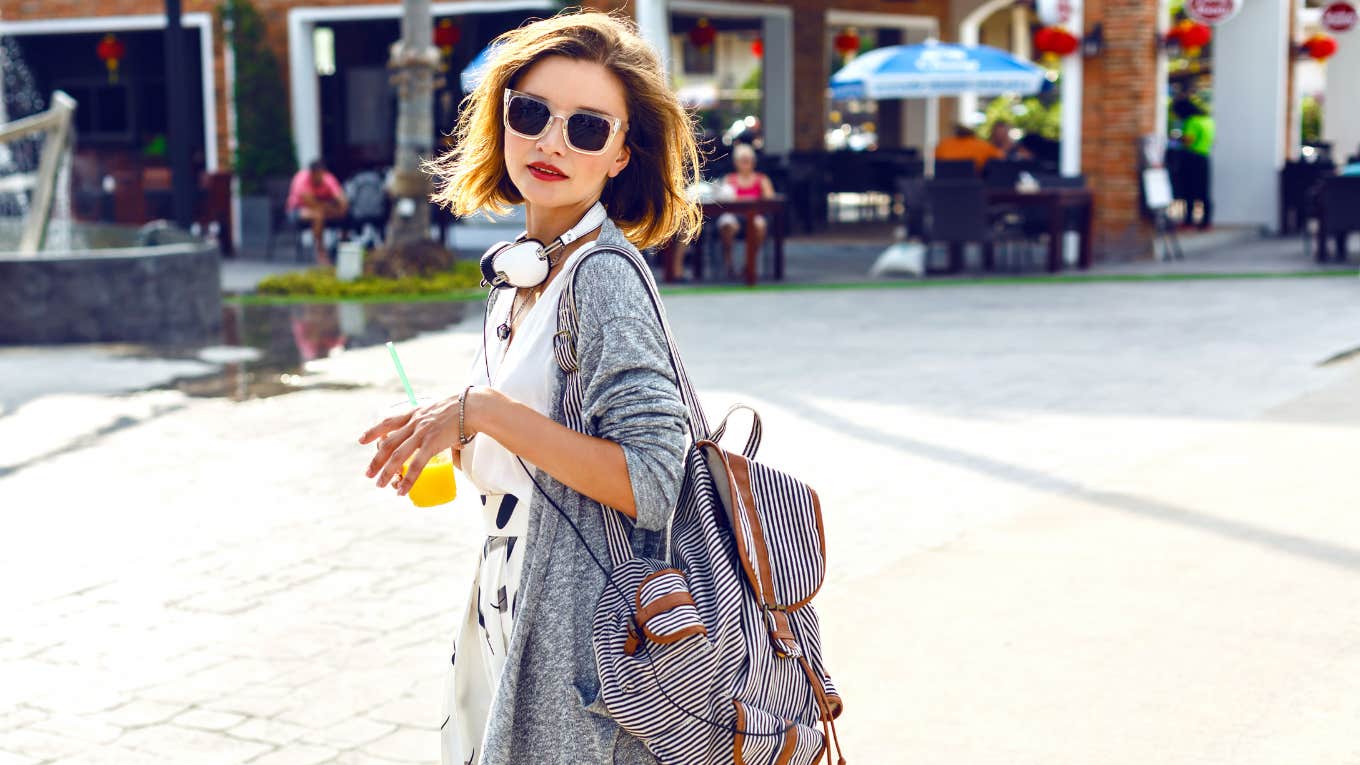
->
[[441, 249, 587, 765]]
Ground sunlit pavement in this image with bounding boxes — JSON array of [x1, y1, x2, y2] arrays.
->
[[3, 276, 1360, 763]]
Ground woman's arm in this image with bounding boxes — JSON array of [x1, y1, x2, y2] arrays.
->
[[760, 173, 775, 198], [465, 388, 638, 515]]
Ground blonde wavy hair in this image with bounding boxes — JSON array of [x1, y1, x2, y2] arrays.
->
[[425, 10, 703, 250]]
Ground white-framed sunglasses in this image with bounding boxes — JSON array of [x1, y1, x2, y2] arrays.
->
[[502, 89, 624, 156]]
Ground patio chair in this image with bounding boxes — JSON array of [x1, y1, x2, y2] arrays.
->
[[933, 159, 977, 180], [982, 159, 1039, 188], [341, 170, 388, 248], [1315, 176, 1360, 263], [1279, 160, 1334, 236], [923, 178, 1010, 273]]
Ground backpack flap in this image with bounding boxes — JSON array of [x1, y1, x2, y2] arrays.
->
[[699, 442, 827, 659]]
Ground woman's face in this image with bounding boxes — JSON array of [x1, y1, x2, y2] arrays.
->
[[503, 56, 630, 210], [735, 152, 755, 173]]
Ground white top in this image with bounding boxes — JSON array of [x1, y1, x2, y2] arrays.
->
[[462, 247, 587, 518]]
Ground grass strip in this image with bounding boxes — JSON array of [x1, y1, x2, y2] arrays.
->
[[227, 267, 1355, 305]]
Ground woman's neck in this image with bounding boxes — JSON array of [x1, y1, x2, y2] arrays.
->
[[524, 198, 598, 245]]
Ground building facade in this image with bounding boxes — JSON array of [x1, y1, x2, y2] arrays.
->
[[2, 0, 1353, 259]]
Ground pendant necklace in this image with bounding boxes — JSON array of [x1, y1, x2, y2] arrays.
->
[[496, 289, 533, 341], [495, 249, 564, 341]]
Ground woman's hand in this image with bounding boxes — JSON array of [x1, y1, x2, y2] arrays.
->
[[358, 394, 474, 496]]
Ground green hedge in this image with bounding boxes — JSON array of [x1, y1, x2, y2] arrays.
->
[[256, 261, 485, 298]]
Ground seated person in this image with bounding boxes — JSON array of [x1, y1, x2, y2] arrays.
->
[[287, 159, 350, 266], [934, 124, 1003, 173], [989, 120, 1033, 161], [716, 143, 776, 279]]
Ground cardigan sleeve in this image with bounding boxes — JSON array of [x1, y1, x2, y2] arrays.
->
[[571, 252, 688, 532]]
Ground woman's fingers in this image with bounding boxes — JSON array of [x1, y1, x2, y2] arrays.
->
[[375, 435, 421, 489], [368, 420, 416, 479], [358, 411, 411, 445], [395, 446, 433, 497]]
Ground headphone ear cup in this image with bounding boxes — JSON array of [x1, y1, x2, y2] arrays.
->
[[480, 242, 513, 287]]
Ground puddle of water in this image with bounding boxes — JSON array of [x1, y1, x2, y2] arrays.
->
[[124, 301, 476, 401]]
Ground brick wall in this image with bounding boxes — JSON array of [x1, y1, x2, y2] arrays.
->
[[1078, 0, 1158, 259]]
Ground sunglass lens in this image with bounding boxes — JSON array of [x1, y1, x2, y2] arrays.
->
[[566, 114, 612, 153], [506, 95, 550, 137]]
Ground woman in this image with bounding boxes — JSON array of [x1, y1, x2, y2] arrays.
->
[[715, 143, 775, 280], [357, 10, 701, 765]]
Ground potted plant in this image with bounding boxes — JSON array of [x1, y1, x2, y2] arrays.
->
[[220, 0, 296, 251]]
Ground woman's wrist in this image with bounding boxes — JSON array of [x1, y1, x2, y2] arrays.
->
[[461, 386, 501, 442]]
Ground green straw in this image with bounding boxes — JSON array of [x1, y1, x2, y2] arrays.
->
[[386, 341, 419, 407]]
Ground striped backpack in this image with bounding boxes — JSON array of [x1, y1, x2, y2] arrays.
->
[[540, 244, 847, 765]]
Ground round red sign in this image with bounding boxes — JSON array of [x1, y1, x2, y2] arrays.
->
[[1322, 2, 1358, 33], [1185, 0, 1241, 25]]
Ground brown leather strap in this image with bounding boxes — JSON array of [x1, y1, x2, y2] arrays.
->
[[728, 454, 778, 608], [773, 722, 798, 765], [636, 592, 697, 624]]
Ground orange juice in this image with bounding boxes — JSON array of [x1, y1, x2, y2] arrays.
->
[[402, 449, 457, 507]]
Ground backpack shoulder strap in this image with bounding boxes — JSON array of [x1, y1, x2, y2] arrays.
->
[[555, 244, 710, 442]]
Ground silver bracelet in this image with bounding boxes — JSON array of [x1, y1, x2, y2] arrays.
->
[[457, 385, 475, 446]]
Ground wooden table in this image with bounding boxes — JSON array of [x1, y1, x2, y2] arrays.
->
[[663, 196, 787, 286], [985, 187, 1095, 272]]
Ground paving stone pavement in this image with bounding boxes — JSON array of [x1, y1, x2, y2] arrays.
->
[[2, 277, 1360, 763]]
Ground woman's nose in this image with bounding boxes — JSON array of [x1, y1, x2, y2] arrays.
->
[[535, 115, 568, 154]]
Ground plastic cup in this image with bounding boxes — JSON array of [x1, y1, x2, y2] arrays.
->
[[402, 449, 457, 508], [381, 398, 457, 508]]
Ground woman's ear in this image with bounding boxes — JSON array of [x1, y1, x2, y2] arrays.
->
[[608, 145, 631, 179]]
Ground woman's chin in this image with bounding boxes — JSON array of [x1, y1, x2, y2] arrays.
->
[[519, 183, 590, 210]]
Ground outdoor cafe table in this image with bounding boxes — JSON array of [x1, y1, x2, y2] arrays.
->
[[663, 195, 787, 286], [985, 186, 1095, 272]]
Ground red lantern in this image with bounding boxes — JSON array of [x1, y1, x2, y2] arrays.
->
[[1167, 20, 1212, 55], [96, 33, 125, 84], [434, 19, 461, 52], [751, 37, 763, 58], [1033, 26, 1080, 57], [833, 28, 861, 60], [688, 18, 716, 50], [1304, 33, 1339, 61]]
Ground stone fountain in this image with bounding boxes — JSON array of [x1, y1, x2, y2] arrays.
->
[[0, 39, 221, 345]]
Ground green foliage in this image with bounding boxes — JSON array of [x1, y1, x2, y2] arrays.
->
[[1301, 95, 1322, 144], [980, 95, 1061, 140], [219, 0, 296, 195], [256, 260, 485, 298]]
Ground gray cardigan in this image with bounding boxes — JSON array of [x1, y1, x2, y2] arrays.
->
[[477, 219, 688, 764]]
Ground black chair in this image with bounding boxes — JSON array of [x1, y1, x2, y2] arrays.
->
[[1279, 160, 1335, 236], [923, 179, 1004, 273], [341, 170, 388, 247], [933, 159, 977, 180], [1315, 176, 1360, 263], [982, 159, 1040, 188]]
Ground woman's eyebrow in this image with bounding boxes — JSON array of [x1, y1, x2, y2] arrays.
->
[[520, 89, 615, 117]]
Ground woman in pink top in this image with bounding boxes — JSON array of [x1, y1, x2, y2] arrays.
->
[[716, 143, 775, 279], [286, 160, 350, 266]]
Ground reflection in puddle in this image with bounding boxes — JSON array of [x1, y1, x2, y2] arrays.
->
[[148, 301, 475, 400]]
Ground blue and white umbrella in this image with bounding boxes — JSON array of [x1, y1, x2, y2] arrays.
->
[[830, 41, 1045, 100], [460, 43, 503, 93]]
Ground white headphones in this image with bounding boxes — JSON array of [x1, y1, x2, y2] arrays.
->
[[479, 201, 608, 290]]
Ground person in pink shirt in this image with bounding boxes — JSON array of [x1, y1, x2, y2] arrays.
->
[[716, 143, 775, 279], [287, 160, 350, 266]]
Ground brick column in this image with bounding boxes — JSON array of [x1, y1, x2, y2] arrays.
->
[[792, 11, 828, 151], [1080, 0, 1159, 260]]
